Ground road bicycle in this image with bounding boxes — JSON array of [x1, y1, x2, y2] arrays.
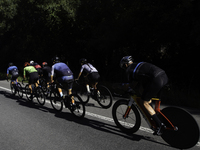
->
[[74, 80, 113, 109], [22, 80, 46, 105], [38, 77, 50, 97], [7, 78, 23, 98], [49, 82, 85, 118], [112, 91, 200, 149]]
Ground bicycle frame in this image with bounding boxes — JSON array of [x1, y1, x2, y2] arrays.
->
[[125, 95, 177, 132]]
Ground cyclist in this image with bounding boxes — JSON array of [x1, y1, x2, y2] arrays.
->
[[7, 62, 19, 84], [30, 60, 43, 76], [76, 58, 100, 96], [23, 62, 39, 97], [42, 62, 51, 85], [51, 57, 75, 104], [119, 56, 168, 135]]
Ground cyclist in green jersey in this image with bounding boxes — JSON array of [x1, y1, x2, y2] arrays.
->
[[23, 62, 39, 94]]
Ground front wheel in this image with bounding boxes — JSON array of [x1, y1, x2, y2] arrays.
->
[[96, 85, 113, 109], [112, 99, 141, 134], [50, 92, 63, 112], [68, 94, 85, 118], [159, 107, 200, 149], [17, 83, 23, 98], [35, 87, 45, 105], [25, 85, 32, 101]]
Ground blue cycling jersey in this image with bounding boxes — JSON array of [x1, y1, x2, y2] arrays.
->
[[7, 66, 18, 75], [51, 62, 73, 78]]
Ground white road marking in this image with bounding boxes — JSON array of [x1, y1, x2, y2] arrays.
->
[[0, 85, 199, 147]]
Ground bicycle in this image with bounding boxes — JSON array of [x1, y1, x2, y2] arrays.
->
[[7, 78, 23, 98], [38, 77, 50, 97], [49, 82, 85, 118], [22, 80, 46, 105], [112, 90, 200, 149], [74, 80, 113, 109]]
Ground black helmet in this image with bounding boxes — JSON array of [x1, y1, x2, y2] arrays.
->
[[8, 62, 14, 67], [52, 56, 60, 63], [120, 56, 133, 69], [79, 58, 87, 64]]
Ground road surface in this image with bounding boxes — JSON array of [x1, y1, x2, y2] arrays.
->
[[0, 80, 199, 150]]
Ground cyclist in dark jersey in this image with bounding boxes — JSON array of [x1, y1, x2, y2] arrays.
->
[[7, 63, 19, 84], [120, 56, 168, 135], [51, 57, 74, 104], [42, 62, 51, 83]]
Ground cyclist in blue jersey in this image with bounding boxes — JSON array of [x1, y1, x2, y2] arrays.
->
[[120, 56, 168, 135], [7, 63, 19, 84], [51, 57, 75, 104]]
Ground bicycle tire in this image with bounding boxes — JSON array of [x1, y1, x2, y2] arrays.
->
[[75, 84, 89, 104], [96, 85, 113, 109], [159, 107, 200, 149], [68, 94, 85, 118], [112, 99, 141, 134], [35, 87, 45, 105], [50, 92, 63, 112], [17, 83, 23, 98], [25, 85, 32, 101], [10, 82, 16, 95]]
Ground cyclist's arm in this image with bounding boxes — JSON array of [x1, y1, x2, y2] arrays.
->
[[51, 65, 54, 82], [76, 72, 82, 80]]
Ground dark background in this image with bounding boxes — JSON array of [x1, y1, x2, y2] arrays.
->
[[0, 0, 200, 107]]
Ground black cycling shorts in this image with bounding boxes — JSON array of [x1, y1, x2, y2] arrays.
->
[[29, 72, 39, 84], [142, 72, 168, 101], [88, 72, 100, 82]]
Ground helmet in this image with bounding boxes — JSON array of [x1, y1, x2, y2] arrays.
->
[[8, 62, 14, 67], [30, 60, 34, 65], [42, 62, 48, 67], [52, 56, 60, 63], [79, 58, 87, 64], [24, 62, 30, 67], [120, 56, 133, 69]]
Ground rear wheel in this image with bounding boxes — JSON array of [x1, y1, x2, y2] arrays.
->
[[159, 107, 200, 149], [25, 85, 32, 101], [10, 82, 16, 95], [112, 99, 141, 134], [36, 87, 45, 105], [68, 94, 85, 118], [17, 83, 23, 98]]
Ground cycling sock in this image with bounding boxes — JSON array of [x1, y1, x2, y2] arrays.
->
[[151, 114, 162, 127], [60, 92, 63, 97], [86, 85, 90, 93]]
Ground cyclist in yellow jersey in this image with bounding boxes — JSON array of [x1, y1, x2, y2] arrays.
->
[[23, 62, 39, 94]]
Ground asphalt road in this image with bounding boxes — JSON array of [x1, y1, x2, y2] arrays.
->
[[0, 80, 200, 150]]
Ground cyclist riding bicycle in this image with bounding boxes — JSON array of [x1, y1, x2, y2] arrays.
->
[[30, 60, 43, 76], [42, 62, 51, 85], [120, 56, 168, 135], [51, 56, 75, 104], [23, 62, 39, 97], [76, 58, 100, 96], [7, 62, 19, 84]]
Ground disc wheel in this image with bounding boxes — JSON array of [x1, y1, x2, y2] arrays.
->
[[159, 107, 200, 149]]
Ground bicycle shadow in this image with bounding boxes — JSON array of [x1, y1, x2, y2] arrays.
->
[[0, 90, 171, 148], [54, 111, 170, 148]]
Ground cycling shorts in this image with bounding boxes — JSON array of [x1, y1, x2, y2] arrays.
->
[[88, 72, 100, 82], [141, 72, 168, 101], [29, 72, 39, 84], [57, 75, 74, 90], [11, 72, 19, 81]]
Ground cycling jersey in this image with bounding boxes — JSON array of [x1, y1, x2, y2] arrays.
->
[[80, 63, 98, 74], [24, 66, 37, 76], [7, 66, 18, 75], [42, 66, 52, 79], [51, 62, 73, 78]]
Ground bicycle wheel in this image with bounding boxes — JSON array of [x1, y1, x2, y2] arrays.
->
[[50, 92, 63, 112], [75, 85, 89, 104], [159, 107, 200, 149], [25, 85, 32, 101], [17, 83, 23, 98], [35, 87, 45, 105], [96, 85, 112, 109], [10, 82, 16, 95], [112, 99, 141, 134], [68, 94, 85, 118]]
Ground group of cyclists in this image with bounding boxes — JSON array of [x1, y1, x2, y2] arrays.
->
[[6, 56, 169, 136]]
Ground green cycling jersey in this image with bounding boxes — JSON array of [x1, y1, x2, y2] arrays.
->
[[24, 66, 37, 76]]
